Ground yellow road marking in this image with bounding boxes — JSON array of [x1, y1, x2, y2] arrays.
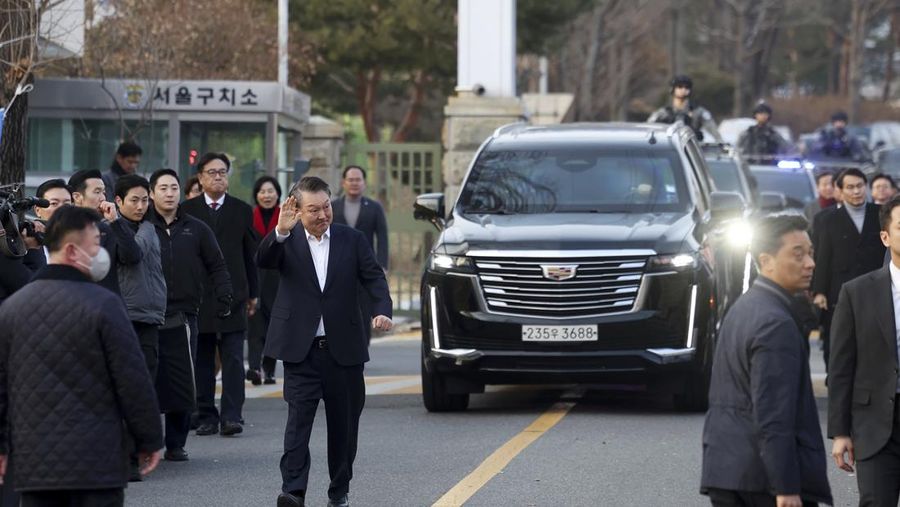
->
[[431, 400, 577, 507]]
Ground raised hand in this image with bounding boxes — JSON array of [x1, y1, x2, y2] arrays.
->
[[99, 201, 118, 222], [276, 196, 300, 236]]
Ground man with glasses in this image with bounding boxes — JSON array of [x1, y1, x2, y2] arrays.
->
[[812, 168, 885, 373], [182, 153, 259, 438]]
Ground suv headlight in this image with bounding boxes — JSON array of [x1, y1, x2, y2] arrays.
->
[[429, 253, 475, 272], [647, 253, 697, 271], [725, 220, 754, 248]]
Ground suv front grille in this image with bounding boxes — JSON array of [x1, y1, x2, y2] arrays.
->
[[474, 255, 648, 319]]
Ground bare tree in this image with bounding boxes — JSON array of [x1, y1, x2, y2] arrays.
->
[[0, 0, 75, 187]]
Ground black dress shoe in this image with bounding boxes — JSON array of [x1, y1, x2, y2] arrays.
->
[[264, 373, 276, 385], [221, 421, 243, 436], [164, 448, 189, 461], [195, 423, 219, 436], [327, 494, 349, 507], [246, 369, 262, 385], [276, 492, 304, 507]]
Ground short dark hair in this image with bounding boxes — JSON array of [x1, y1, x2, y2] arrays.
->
[[195, 152, 231, 173], [150, 168, 180, 189], [870, 173, 896, 190], [44, 205, 102, 253], [831, 111, 849, 123], [342, 165, 367, 180], [115, 174, 150, 200], [253, 175, 282, 205], [814, 171, 834, 185], [36, 179, 72, 200], [835, 168, 867, 188], [290, 176, 331, 201], [185, 175, 201, 197], [116, 141, 142, 158], [881, 195, 900, 231], [67, 170, 103, 195], [750, 214, 810, 261]]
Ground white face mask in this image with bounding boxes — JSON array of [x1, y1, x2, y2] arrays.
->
[[74, 245, 111, 282]]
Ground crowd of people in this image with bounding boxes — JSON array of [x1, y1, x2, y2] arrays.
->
[[0, 144, 391, 507]]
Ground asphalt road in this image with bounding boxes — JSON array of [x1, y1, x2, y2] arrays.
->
[[125, 335, 859, 507]]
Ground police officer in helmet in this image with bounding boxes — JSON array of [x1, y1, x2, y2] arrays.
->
[[648, 75, 723, 143], [737, 102, 790, 161], [811, 111, 867, 161]]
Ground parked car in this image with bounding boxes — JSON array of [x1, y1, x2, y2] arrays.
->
[[414, 122, 746, 412], [747, 163, 817, 212]]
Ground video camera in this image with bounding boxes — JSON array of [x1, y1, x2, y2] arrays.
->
[[0, 185, 50, 258]]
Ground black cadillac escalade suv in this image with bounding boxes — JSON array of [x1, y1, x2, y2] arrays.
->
[[414, 122, 746, 412]]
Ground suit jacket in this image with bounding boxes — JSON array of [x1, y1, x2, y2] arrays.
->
[[828, 267, 900, 460], [812, 203, 884, 305], [332, 196, 389, 269], [181, 194, 259, 333], [256, 223, 392, 366], [701, 277, 831, 504]]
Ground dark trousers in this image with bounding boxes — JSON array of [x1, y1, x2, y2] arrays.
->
[[20, 488, 124, 507], [248, 307, 276, 376], [707, 488, 817, 507], [196, 330, 245, 424], [132, 321, 159, 379], [166, 411, 192, 450], [281, 338, 365, 500], [857, 395, 900, 506]]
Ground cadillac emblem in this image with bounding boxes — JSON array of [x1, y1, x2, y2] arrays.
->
[[541, 265, 578, 281]]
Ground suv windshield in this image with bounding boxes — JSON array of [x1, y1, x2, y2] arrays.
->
[[458, 144, 691, 214]]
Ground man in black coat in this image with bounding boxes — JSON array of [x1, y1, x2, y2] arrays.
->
[[148, 169, 234, 461], [701, 215, 831, 507], [67, 169, 142, 297], [0, 206, 162, 505], [829, 195, 900, 505], [181, 153, 259, 437], [331, 165, 389, 344], [812, 168, 884, 371], [257, 176, 392, 507]]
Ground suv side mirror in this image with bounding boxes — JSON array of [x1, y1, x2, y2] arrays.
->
[[758, 191, 788, 212], [414, 193, 445, 230], [709, 191, 746, 221]]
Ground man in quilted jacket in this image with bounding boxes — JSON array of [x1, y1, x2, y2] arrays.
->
[[0, 205, 163, 506]]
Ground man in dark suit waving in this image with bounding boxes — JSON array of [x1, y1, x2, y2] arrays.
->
[[258, 176, 392, 507], [332, 165, 389, 343], [830, 195, 900, 505]]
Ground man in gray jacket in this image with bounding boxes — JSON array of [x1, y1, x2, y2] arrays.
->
[[114, 175, 167, 481], [701, 215, 831, 507], [114, 175, 167, 378]]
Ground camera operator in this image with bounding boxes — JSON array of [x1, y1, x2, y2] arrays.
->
[[0, 206, 47, 306], [68, 170, 142, 296]]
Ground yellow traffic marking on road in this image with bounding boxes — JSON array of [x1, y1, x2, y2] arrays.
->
[[431, 399, 578, 507], [221, 375, 423, 399]]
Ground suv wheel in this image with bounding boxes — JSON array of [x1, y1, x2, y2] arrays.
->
[[421, 346, 469, 412]]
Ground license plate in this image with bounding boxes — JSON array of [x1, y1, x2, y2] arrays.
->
[[521, 325, 598, 342]]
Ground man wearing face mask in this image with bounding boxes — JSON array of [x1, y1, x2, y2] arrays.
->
[[114, 175, 167, 480], [0, 205, 163, 505]]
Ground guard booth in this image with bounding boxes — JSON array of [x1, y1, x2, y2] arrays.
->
[[25, 77, 310, 203]]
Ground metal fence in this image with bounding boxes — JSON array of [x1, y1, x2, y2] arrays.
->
[[344, 143, 443, 317]]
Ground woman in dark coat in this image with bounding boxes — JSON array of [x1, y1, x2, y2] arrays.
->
[[246, 176, 281, 385]]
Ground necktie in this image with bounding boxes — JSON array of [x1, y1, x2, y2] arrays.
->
[[210, 202, 219, 211]]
